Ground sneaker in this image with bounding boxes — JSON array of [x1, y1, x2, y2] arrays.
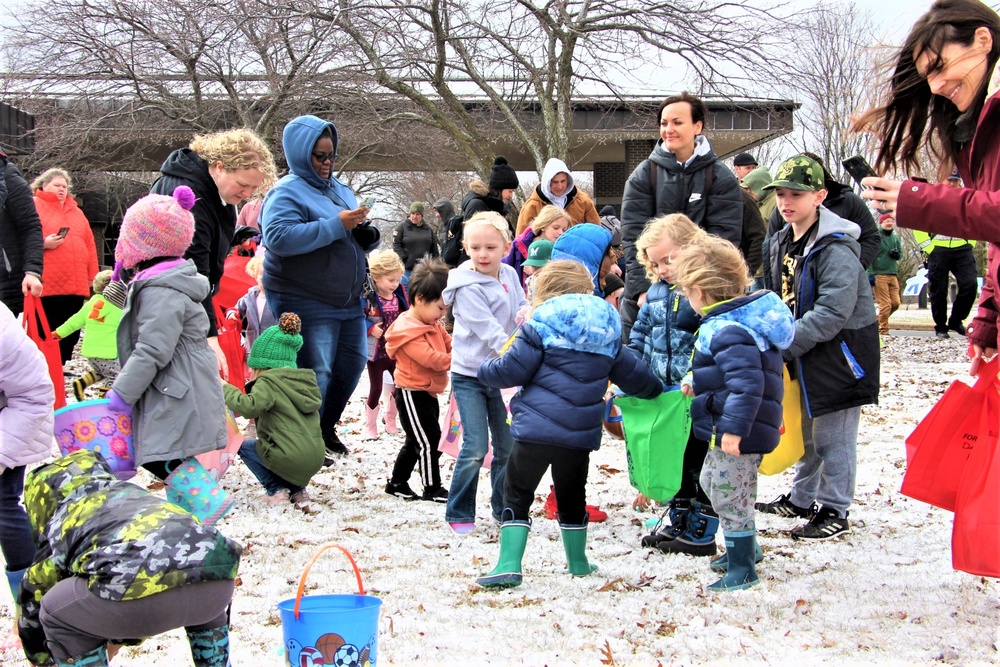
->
[[384, 480, 419, 500], [949, 322, 967, 336], [935, 330, 950, 339], [323, 432, 349, 463], [260, 489, 290, 505], [791, 506, 851, 541], [290, 489, 318, 514], [421, 485, 449, 503], [755, 493, 816, 519], [448, 522, 475, 535]]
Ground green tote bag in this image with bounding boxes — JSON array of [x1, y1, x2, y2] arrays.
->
[[616, 389, 692, 503]]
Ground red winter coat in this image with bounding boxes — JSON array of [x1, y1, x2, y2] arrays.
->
[[896, 67, 1000, 350], [34, 191, 99, 297]]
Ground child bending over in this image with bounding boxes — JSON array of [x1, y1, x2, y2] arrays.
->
[[671, 236, 794, 590], [476, 260, 661, 588]]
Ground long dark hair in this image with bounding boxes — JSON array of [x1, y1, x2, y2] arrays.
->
[[855, 0, 1000, 177]]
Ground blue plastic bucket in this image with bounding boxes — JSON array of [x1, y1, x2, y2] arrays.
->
[[278, 544, 382, 667], [53, 399, 136, 480]]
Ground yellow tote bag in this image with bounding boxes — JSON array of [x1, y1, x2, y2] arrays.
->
[[759, 366, 805, 475]]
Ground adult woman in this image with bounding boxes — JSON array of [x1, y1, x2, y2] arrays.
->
[[515, 158, 601, 235], [260, 115, 379, 459], [856, 0, 1000, 375], [0, 151, 43, 316], [150, 129, 276, 375], [31, 169, 99, 364], [619, 92, 743, 337]]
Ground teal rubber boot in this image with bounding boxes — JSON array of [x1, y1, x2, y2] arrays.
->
[[707, 530, 760, 591], [5, 567, 26, 604], [187, 624, 230, 667], [54, 644, 108, 667], [709, 536, 764, 572], [476, 512, 530, 589], [560, 521, 598, 576]]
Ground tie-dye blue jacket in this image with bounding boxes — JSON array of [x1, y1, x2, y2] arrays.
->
[[629, 281, 700, 386], [478, 293, 661, 451]]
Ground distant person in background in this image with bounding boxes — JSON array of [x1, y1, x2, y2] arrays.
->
[[392, 202, 439, 278], [237, 197, 264, 232], [731, 152, 758, 180], [742, 167, 776, 222], [433, 197, 456, 248], [31, 168, 99, 364], [516, 158, 600, 234], [869, 213, 903, 336], [446, 157, 520, 267], [912, 172, 978, 338], [0, 151, 43, 317]]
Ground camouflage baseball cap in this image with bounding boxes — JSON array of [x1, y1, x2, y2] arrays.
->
[[762, 155, 825, 192]]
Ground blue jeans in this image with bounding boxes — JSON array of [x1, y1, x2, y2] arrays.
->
[[268, 291, 367, 433], [445, 373, 512, 524], [238, 440, 302, 496], [0, 466, 34, 572]]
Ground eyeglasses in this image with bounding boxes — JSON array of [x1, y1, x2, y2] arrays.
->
[[311, 152, 336, 163]]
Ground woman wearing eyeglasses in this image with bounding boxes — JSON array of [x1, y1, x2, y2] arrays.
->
[[150, 129, 276, 376], [260, 115, 380, 462]]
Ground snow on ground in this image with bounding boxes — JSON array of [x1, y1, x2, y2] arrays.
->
[[3, 333, 998, 666]]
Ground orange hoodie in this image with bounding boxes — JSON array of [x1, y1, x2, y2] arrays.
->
[[385, 310, 452, 395]]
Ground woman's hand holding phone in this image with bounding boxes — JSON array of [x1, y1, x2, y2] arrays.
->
[[860, 177, 902, 213]]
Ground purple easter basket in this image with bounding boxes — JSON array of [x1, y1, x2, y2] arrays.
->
[[54, 399, 136, 480]]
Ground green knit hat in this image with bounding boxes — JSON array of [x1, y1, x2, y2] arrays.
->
[[248, 312, 302, 370]]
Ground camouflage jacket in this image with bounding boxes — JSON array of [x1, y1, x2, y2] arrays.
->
[[17, 450, 242, 665]]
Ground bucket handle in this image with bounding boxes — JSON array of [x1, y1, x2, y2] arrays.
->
[[293, 543, 366, 620]]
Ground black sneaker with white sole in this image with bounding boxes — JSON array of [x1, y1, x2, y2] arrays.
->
[[385, 481, 419, 500], [755, 493, 817, 519], [421, 485, 449, 503], [790, 506, 851, 541]]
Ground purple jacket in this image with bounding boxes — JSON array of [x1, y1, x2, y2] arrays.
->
[[0, 302, 54, 468]]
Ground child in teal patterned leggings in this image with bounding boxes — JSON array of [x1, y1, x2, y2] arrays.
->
[[672, 236, 794, 591]]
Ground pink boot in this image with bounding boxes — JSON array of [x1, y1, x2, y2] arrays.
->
[[383, 382, 399, 435], [363, 404, 380, 440]]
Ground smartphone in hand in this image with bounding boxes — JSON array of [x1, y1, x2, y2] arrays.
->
[[360, 195, 376, 209], [842, 155, 889, 214], [57, 227, 70, 238]]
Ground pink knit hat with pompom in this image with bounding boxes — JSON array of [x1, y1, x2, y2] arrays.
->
[[115, 186, 197, 269]]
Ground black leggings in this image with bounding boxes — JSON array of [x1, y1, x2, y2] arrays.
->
[[504, 441, 590, 525], [41, 294, 86, 364]]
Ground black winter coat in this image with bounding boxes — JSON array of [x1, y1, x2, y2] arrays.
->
[[391, 219, 439, 271], [150, 148, 237, 336], [0, 156, 44, 315]]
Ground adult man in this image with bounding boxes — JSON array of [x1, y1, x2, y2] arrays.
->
[[0, 150, 44, 316], [515, 158, 600, 235], [912, 172, 979, 339], [392, 202, 439, 277], [732, 153, 758, 180]]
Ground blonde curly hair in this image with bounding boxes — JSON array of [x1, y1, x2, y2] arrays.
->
[[31, 168, 73, 193], [530, 260, 594, 307], [190, 129, 277, 192], [636, 214, 707, 283], [670, 236, 751, 304], [367, 249, 405, 277]]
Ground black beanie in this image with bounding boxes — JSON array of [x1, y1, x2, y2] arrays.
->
[[488, 156, 519, 191], [600, 205, 616, 217]]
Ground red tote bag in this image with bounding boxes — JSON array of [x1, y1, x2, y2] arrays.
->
[[951, 378, 1000, 578], [22, 295, 67, 409], [901, 358, 998, 511]]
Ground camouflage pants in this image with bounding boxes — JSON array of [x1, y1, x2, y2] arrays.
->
[[699, 447, 763, 532]]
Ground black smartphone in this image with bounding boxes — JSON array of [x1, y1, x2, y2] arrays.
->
[[842, 155, 889, 214], [57, 227, 70, 238]]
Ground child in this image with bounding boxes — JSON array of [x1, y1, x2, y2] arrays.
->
[[53, 269, 123, 401], [521, 238, 553, 302], [384, 257, 452, 502], [231, 255, 276, 357], [869, 213, 902, 336], [0, 302, 54, 652], [104, 187, 229, 488], [17, 450, 241, 667], [504, 205, 570, 288], [757, 155, 880, 539], [629, 214, 718, 555], [442, 212, 528, 534], [363, 249, 408, 440], [670, 237, 794, 590], [475, 260, 661, 588], [222, 312, 325, 512]]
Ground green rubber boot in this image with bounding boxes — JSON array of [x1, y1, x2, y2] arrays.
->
[[560, 521, 598, 576], [707, 530, 760, 591], [476, 513, 530, 589], [709, 536, 764, 572]]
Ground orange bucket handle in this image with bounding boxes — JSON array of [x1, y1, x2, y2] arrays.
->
[[293, 543, 366, 620]]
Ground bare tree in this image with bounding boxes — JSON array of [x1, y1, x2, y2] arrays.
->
[[298, 0, 795, 178]]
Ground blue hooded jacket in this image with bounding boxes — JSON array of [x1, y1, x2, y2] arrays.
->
[[261, 115, 380, 308], [550, 224, 613, 296], [689, 290, 795, 454], [478, 293, 661, 451]]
